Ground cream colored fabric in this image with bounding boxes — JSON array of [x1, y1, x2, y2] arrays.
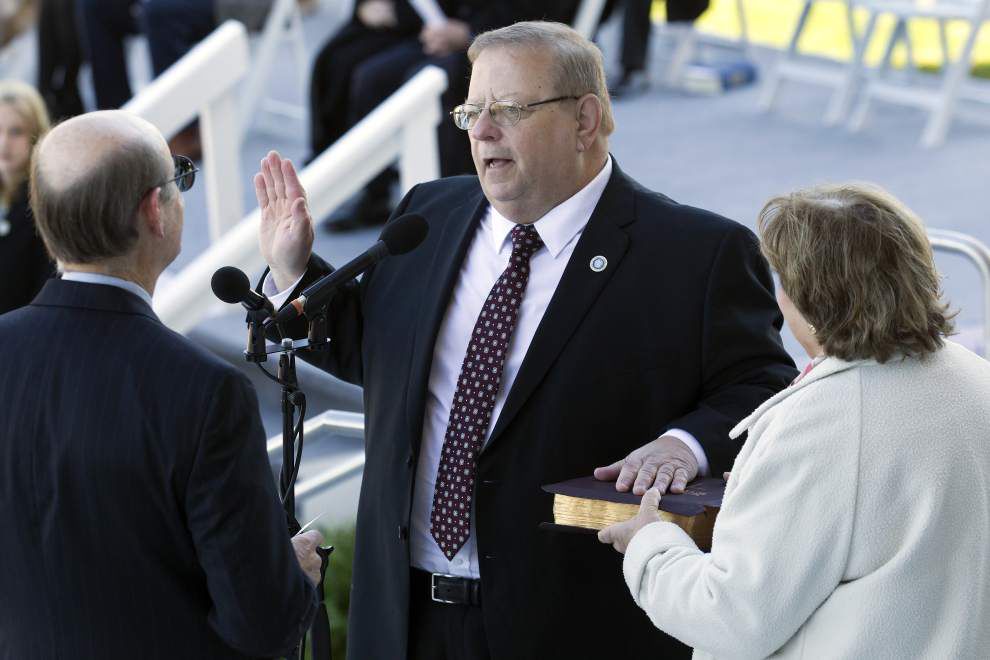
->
[[623, 340, 990, 659]]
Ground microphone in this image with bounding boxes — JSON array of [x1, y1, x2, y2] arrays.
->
[[212, 266, 275, 317], [274, 212, 428, 324]]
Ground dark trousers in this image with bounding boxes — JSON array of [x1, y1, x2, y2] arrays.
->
[[309, 30, 474, 180], [37, 0, 84, 120], [621, 0, 711, 72], [408, 569, 491, 660], [77, 0, 214, 109], [308, 21, 413, 157]]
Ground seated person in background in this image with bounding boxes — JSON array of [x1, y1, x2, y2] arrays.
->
[[77, 0, 215, 155], [312, 1, 579, 232], [600, 183, 990, 659], [0, 80, 54, 315], [0, 110, 322, 658]]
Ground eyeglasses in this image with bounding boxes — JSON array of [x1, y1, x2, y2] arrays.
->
[[450, 96, 580, 130], [159, 154, 198, 192]]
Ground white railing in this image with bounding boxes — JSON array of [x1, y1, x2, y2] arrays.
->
[[124, 20, 248, 242], [267, 410, 366, 498], [154, 65, 448, 333], [928, 228, 990, 355]]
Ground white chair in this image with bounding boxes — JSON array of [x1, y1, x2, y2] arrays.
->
[[656, 0, 751, 87], [758, 0, 869, 124], [847, 0, 990, 147], [239, 0, 310, 138]]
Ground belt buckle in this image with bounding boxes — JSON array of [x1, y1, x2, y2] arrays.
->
[[430, 573, 460, 604]]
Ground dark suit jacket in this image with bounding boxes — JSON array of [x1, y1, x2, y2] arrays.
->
[[282, 162, 796, 658], [0, 280, 317, 659], [0, 183, 55, 315]]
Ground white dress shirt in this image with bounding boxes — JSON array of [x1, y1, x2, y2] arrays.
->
[[61, 271, 154, 307], [267, 156, 709, 578]]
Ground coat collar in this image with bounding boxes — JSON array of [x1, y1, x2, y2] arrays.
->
[[31, 278, 160, 324], [729, 354, 872, 439]]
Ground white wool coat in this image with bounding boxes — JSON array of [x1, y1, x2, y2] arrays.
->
[[623, 340, 990, 659]]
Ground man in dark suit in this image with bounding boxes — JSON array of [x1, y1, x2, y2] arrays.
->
[[256, 21, 795, 659], [0, 110, 322, 659]]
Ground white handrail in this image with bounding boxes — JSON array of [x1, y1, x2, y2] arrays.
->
[[266, 409, 366, 500], [154, 65, 448, 333], [928, 228, 990, 355], [124, 20, 249, 241]]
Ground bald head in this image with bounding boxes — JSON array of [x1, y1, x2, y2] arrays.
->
[[31, 110, 175, 265], [36, 111, 169, 194]]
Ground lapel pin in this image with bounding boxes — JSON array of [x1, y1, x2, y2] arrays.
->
[[589, 255, 607, 273]]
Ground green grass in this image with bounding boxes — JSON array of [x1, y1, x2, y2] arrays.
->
[[653, 0, 990, 78]]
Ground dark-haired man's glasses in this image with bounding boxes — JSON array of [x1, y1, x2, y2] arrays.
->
[[160, 154, 198, 192], [450, 96, 580, 130]]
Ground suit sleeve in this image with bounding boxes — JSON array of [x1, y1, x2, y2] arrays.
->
[[623, 386, 859, 657], [259, 183, 422, 387], [665, 225, 796, 474], [184, 371, 318, 657]]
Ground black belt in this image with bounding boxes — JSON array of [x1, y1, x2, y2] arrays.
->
[[413, 568, 482, 606]]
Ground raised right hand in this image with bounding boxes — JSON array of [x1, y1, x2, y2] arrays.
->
[[255, 151, 314, 292]]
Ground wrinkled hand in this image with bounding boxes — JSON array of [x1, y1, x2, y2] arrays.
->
[[598, 488, 662, 554], [594, 434, 699, 495], [357, 0, 397, 29], [420, 20, 470, 56], [255, 151, 314, 292], [291, 529, 324, 586]]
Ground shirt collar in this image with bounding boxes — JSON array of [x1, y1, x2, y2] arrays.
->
[[61, 271, 154, 307], [488, 155, 613, 259]]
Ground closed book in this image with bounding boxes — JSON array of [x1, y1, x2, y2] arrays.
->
[[542, 476, 725, 550]]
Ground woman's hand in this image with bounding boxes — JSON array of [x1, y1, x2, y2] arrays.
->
[[598, 488, 662, 554]]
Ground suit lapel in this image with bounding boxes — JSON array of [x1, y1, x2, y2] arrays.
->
[[405, 188, 489, 453], [485, 164, 635, 449]]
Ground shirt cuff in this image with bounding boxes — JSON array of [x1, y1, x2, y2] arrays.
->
[[263, 271, 305, 309], [662, 428, 710, 477]]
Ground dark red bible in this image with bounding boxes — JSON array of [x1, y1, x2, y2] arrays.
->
[[542, 476, 725, 551]]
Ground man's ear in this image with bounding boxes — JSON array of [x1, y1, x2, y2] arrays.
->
[[575, 93, 604, 152], [139, 186, 165, 238]]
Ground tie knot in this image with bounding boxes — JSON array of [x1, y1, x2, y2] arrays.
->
[[509, 224, 543, 261]]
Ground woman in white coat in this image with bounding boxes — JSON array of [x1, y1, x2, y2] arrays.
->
[[599, 183, 990, 659]]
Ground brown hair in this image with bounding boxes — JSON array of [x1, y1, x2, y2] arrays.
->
[[758, 183, 954, 363], [467, 21, 615, 136], [30, 132, 173, 264], [0, 80, 50, 205]]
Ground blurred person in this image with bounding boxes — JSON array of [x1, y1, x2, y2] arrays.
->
[[36, 0, 85, 120], [0, 79, 55, 315], [313, 1, 579, 233], [599, 183, 990, 659], [256, 21, 795, 659], [77, 0, 215, 156], [0, 110, 321, 659]]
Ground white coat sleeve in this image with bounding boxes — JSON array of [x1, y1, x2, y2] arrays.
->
[[622, 383, 861, 658]]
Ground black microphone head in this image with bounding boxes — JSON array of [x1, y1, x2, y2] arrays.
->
[[380, 213, 428, 256], [211, 266, 251, 304]]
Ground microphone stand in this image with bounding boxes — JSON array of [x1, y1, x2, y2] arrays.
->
[[246, 313, 334, 660]]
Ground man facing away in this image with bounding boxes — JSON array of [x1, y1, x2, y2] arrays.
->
[[0, 111, 322, 659], [256, 21, 796, 659]]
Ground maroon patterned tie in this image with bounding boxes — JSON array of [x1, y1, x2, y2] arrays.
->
[[430, 224, 544, 559]]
